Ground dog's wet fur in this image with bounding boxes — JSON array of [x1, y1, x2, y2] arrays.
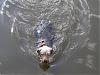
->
[[34, 20, 55, 71]]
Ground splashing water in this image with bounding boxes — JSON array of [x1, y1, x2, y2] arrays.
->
[[1, 0, 97, 70]]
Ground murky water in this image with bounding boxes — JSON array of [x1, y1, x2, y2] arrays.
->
[[0, 0, 99, 75]]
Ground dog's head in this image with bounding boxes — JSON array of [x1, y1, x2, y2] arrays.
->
[[36, 45, 54, 71], [37, 45, 54, 63]]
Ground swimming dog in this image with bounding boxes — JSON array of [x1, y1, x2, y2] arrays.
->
[[33, 20, 55, 70]]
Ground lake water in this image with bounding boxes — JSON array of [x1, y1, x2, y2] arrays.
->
[[0, 0, 99, 75]]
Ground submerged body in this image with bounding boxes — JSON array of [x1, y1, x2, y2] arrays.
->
[[33, 20, 55, 71]]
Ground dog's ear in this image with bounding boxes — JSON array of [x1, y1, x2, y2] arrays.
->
[[37, 50, 41, 55], [50, 50, 53, 55]]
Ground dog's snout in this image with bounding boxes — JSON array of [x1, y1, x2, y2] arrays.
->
[[41, 55, 49, 63], [43, 60, 48, 63]]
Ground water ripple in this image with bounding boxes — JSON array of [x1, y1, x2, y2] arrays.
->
[[1, 0, 92, 68]]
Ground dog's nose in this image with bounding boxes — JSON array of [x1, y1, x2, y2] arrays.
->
[[43, 60, 48, 63]]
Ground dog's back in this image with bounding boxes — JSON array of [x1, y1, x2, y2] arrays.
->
[[34, 20, 54, 48]]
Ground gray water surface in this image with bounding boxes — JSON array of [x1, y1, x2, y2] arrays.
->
[[0, 0, 99, 75]]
